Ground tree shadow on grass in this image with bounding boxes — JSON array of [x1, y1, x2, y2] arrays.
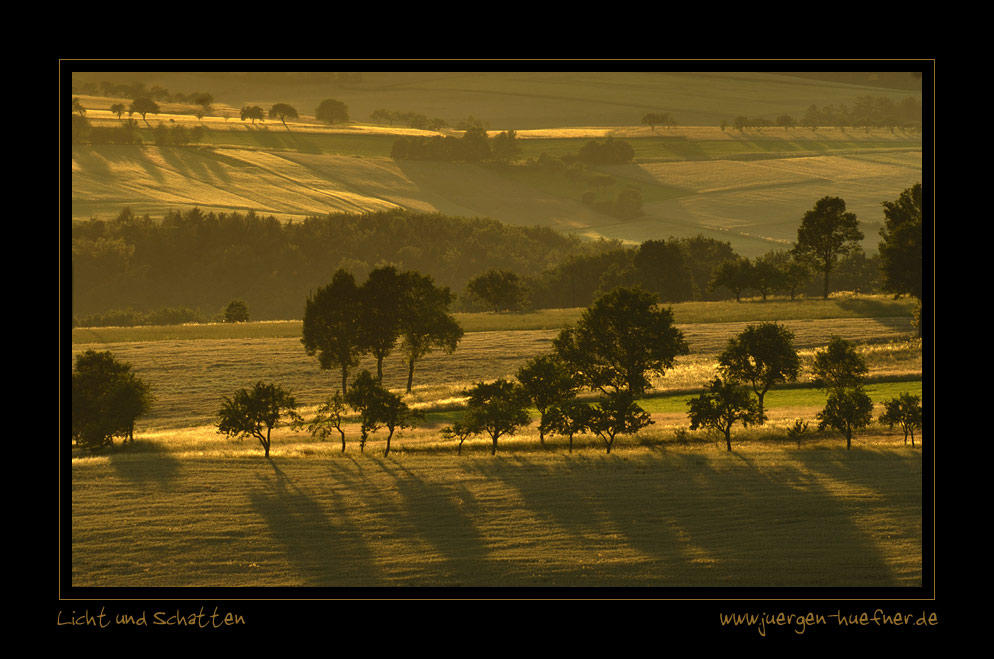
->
[[247, 458, 379, 587], [108, 448, 182, 490], [365, 456, 497, 586], [466, 451, 899, 588]]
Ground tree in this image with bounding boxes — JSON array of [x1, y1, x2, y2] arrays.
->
[[343, 370, 384, 453], [641, 112, 671, 132], [316, 98, 349, 124], [812, 336, 868, 392], [817, 386, 874, 450], [300, 390, 349, 452], [441, 422, 474, 455], [129, 97, 159, 126], [302, 269, 364, 394], [72, 97, 86, 117], [224, 299, 250, 323], [717, 323, 800, 421], [687, 377, 763, 452], [397, 272, 463, 393], [775, 114, 796, 131], [878, 183, 923, 302], [490, 130, 520, 164], [71, 350, 152, 450], [586, 390, 652, 454], [377, 388, 424, 457], [516, 354, 579, 447], [240, 106, 265, 124], [459, 379, 531, 455], [554, 286, 689, 396], [110, 103, 126, 120], [793, 196, 864, 298], [545, 399, 592, 453], [269, 103, 299, 131], [216, 382, 301, 458], [466, 269, 529, 312], [632, 239, 694, 303], [710, 257, 754, 302], [879, 393, 923, 447], [360, 266, 407, 382]]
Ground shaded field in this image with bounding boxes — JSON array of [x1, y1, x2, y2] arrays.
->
[[70, 445, 922, 588]]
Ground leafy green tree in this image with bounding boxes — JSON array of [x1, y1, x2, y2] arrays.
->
[[343, 371, 423, 455], [316, 98, 349, 124], [878, 183, 923, 302], [129, 97, 159, 126], [300, 390, 349, 452], [302, 269, 364, 394], [398, 272, 463, 393], [466, 269, 529, 312], [879, 392, 923, 447], [216, 382, 301, 458], [641, 112, 671, 131], [360, 266, 407, 382], [633, 239, 694, 302], [441, 422, 474, 455], [240, 106, 265, 124], [377, 388, 424, 456], [687, 377, 763, 452], [110, 103, 126, 120], [344, 370, 385, 453], [758, 249, 812, 299], [812, 336, 868, 391], [516, 354, 579, 447], [793, 196, 864, 298], [269, 103, 299, 131], [554, 286, 688, 396], [710, 257, 754, 302], [224, 299, 249, 323], [586, 390, 652, 454], [545, 399, 593, 453], [749, 254, 786, 301], [490, 130, 520, 164], [717, 323, 800, 421], [817, 386, 874, 450], [71, 350, 152, 450], [459, 379, 531, 455]]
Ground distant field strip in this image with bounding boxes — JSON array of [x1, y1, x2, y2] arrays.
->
[[70, 448, 922, 587]]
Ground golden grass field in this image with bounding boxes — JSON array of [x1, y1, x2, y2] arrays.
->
[[70, 445, 921, 588], [68, 298, 925, 589]]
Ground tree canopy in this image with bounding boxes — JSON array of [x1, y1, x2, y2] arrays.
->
[[71, 350, 152, 450], [269, 103, 299, 130], [717, 322, 800, 421], [315, 98, 349, 124], [878, 182, 923, 301], [458, 379, 531, 455], [812, 336, 868, 392], [687, 377, 763, 452], [216, 382, 300, 458], [302, 269, 364, 393], [240, 106, 265, 124], [466, 269, 529, 312], [397, 271, 463, 393], [793, 196, 864, 298], [554, 286, 688, 396]]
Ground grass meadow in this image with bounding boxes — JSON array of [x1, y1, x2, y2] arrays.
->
[[68, 295, 925, 589]]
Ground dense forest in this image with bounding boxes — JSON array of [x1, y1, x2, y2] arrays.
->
[[71, 208, 613, 321], [71, 206, 884, 325]]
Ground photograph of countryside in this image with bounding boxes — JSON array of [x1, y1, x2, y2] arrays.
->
[[66, 67, 929, 592]]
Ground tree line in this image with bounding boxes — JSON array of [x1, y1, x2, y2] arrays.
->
[[72, 288, 922, 456], [725, 96, 923, 133]]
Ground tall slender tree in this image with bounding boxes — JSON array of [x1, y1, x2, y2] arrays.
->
[[302, 269, 364, 394], [397, 272, 463, 393]]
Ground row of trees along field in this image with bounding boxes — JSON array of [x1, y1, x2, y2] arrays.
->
[[71, 183, 920, 326], [72, 286, 923, 456]]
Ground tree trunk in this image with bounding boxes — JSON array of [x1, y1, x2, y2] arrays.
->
[[823, 265, 831, 299], [406, 359, 416, 393], [376, 356, 384, 382], [339, 429, 346, 453], [725, 429, 732, 452], [491, 434, 498, 455]]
